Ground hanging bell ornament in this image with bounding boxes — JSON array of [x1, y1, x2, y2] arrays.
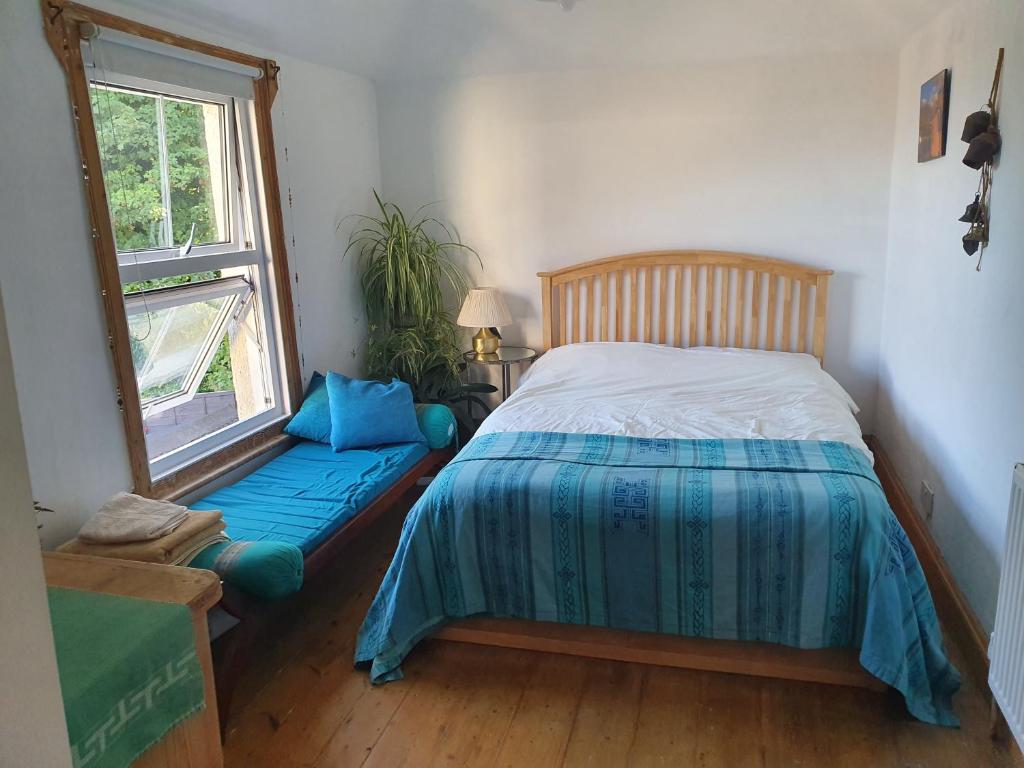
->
[[958, 194, 983, 223], [963, 126, 1002, 169], [962, 221, 987, 256], [961, 110, 992, 142]]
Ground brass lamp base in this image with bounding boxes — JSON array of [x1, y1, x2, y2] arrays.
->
[[472, 327, 501, 354]]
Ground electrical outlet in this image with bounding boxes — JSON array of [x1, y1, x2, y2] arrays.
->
[[920, 481, 935, 520]]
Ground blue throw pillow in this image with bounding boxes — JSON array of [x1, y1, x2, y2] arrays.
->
[[326, 372, 425, 451], [283, 372, 331, 444]]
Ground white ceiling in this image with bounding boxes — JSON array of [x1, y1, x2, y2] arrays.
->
[[107, 0, 954, 81]]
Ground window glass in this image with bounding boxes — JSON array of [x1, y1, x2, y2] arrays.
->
[[163, 98, 229, 246], [123, 272, 267, 462], [90, 86, 164, 250], [139, 329, 240, 460], [128, 293, 234, 403], [90, 84, 230, 253]]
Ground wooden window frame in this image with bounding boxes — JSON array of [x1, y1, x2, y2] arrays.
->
[[41, 0, 302, 499]]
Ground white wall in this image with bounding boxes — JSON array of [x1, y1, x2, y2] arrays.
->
[[0, 0, 132, 548], [0, 287, 72, 768], [0, 0, 380, 546], [271, 60, 380, 380], [376, 52, 899, 426], [878, 0, 1024, 630]]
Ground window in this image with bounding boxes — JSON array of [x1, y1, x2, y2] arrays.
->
[[88, 68, 287, 479], [44, 6, 300, 496], [91, 85, 231, 252]]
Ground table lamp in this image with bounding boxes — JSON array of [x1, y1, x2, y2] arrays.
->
[[457, 287, 512, 355]]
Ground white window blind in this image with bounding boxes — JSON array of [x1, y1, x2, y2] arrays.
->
[[81, 26, 261, 100]]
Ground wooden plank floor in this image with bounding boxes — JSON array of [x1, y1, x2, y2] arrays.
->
[[223, 492, 1022, 768]]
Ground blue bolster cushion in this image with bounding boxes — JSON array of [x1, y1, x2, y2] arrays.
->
[[415, 403, 457, 449], [189, 540, 304, 601]]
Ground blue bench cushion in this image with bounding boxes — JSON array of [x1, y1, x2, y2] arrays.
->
[[191, 440, 430, 555]]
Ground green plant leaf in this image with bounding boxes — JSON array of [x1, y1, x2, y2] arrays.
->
[[459, 382, 499, 394], [347, 194, 480, 401]]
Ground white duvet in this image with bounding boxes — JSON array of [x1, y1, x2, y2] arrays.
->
[[476, 343, 871, 461]]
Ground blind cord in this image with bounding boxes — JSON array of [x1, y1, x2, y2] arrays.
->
[[87, 32, 155, 340]]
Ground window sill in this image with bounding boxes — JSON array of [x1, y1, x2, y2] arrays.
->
[[152, 417, 294, 501]]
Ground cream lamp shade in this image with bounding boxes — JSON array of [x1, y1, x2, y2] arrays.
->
[[458, 288, 513, 354], [457, 288, 513, 328]]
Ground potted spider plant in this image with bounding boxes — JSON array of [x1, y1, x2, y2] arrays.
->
[[344, 192, 495, 424]]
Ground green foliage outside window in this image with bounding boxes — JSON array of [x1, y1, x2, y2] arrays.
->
[[89, 86, 225, 251], [163, 99, 222, 246]]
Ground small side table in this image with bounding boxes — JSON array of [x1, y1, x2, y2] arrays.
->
[[463, 346, 537, 401]]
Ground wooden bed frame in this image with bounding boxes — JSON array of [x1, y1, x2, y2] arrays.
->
[[538, 249, 832, 363], [434, 620, 885, 692], [434, 251, 884, 693]]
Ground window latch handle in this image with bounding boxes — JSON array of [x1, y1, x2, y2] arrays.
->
[[178, 222, 196, 257]]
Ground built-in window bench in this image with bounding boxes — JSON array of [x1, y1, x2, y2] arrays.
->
[[192, 441, 454, 733]]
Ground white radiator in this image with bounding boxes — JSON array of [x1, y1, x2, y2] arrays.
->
[[990, 463, 1024, 749]]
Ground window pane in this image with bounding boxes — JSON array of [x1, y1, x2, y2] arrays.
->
[[123, 270, 222, 294], [128, 294, 234, 401], [89, 86, 167, 251], [163, 99, 229, 246], [123, 272, 274, 463], [90, 84, 231, 253], [142, 333, 241, 460], [200, 335, 235, 394]]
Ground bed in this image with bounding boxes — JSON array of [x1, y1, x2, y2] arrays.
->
[[355, 250, 961, 726]]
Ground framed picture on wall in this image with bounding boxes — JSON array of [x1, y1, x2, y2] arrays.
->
[[918, 69, 951, 162]]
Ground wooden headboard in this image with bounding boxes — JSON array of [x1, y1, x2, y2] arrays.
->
[[538, 250, 833, 364]]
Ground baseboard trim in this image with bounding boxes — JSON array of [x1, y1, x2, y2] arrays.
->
[[865, 435, 990, 688]]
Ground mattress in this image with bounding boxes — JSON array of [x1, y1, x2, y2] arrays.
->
[[477, 343, 871, 460], [191, 440, 429, 554]]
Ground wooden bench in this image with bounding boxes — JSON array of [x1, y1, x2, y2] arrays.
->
[[210, 446, 452, 733]]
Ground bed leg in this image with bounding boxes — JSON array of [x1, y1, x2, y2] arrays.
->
[[990, 697, 1010, 742], [213, 627, 246, 737]]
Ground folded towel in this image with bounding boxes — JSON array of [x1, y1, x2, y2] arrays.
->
[[172, 531, 231, 567], [59, 511, 224, 564], [78, 492, 189, 543], [58, 520, 227, 565]]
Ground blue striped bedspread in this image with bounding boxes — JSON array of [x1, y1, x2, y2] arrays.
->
[[355, 432, 960, 725]]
